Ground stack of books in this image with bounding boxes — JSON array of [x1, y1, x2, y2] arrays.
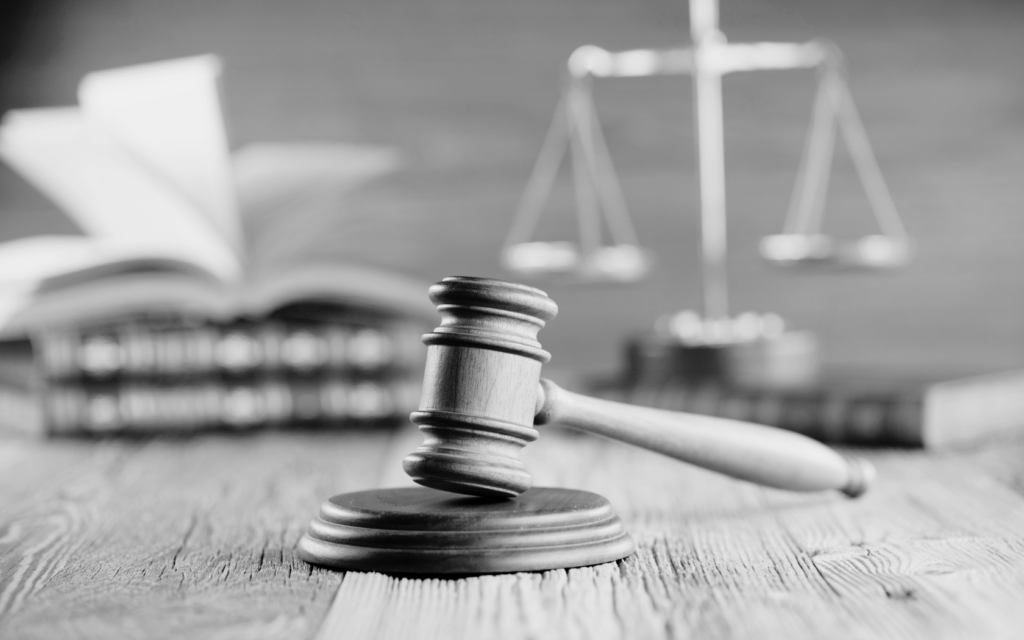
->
[[0, 56, 435, 436], [34, 315, 425, 434], [589, 334, 1024, 449]]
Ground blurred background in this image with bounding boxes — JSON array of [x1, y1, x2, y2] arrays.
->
[[1, 0, 1023, 380]]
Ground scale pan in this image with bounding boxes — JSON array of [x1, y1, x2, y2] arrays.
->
[[760, 234, 911, 270], [504, 242, 652, 282], [503, 241, 581, 276], [579, 244, 652, 282]]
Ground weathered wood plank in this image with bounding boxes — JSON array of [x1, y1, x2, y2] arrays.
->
[[0, 430, 401, 640], [313, 430, 1024, 640], [5, 427, 1024, 639]]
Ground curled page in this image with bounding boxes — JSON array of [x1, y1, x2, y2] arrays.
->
[[78, 55, 241, 252], [0, 108, 240, 282]]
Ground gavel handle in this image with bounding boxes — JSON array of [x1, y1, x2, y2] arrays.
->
[[534, 379, 874, 497]]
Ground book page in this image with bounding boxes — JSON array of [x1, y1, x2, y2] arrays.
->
[[78, 55, 241, 252], [0, 108, 241, 282], [235, 142, 401, 272], [233, 142, 433, 318], [0, 235, 213, 288], [0, 235, 231, 337], [245, 262, 435, 321]]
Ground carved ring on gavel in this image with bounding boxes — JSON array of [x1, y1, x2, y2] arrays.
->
[[403, 276, 874, 499]]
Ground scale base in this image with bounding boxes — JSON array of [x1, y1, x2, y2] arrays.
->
[[625, 330, 819, 391], [298, 487, 635, 575]]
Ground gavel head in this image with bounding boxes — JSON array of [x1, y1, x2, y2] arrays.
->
[[402, 276, 558, 498]]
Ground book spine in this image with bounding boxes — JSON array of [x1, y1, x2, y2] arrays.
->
[[33, 320, 426, 380], [0, 381, 44, 435], [42, 376, 422, 435]]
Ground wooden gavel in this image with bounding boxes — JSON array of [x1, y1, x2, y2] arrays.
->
[[403, 276, 874, 499]]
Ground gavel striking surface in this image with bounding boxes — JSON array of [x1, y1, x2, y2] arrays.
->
[[297, 487, 634, 574]]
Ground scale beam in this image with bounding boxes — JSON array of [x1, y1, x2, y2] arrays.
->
[[568, 41, 830, 80], [504, 0, 910, 304]]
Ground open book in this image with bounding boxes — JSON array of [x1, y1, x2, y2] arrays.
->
[[0, 55, 434, 338]]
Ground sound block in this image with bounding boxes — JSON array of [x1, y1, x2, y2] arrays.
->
[[298, 486, 635, 575]]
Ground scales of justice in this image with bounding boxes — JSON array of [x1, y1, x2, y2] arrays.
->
[[502, 0, 912, 387], [297, 1, 895, 576]]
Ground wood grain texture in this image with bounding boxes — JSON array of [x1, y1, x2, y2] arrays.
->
[[0, 431, 402, 639], [3, 427, 1024, 639], [318, 429, 1024, 640]]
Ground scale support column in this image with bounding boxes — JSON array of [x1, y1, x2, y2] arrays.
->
[[691, 0, 730, 323]]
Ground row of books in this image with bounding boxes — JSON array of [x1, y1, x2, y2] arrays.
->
[[44, 376, 420, 435], [35, 317, 425, 380], [594, 332, 1024, 449], [24, 315, 429, 436], [590, 364, 1024, 450]]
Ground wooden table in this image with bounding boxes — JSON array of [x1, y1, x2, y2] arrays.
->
[[2, 424, 1024, 639]]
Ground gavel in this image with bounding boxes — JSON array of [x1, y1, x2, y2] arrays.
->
[[403, 276, 874, 499]]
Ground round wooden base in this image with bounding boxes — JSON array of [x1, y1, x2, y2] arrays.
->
[[298, 487, 635, 575]]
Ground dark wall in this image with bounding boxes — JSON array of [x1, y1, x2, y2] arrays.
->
[[1, 0, 1023, 377]]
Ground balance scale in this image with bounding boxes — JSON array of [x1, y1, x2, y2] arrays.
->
[[501, 0, 913, 386]]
